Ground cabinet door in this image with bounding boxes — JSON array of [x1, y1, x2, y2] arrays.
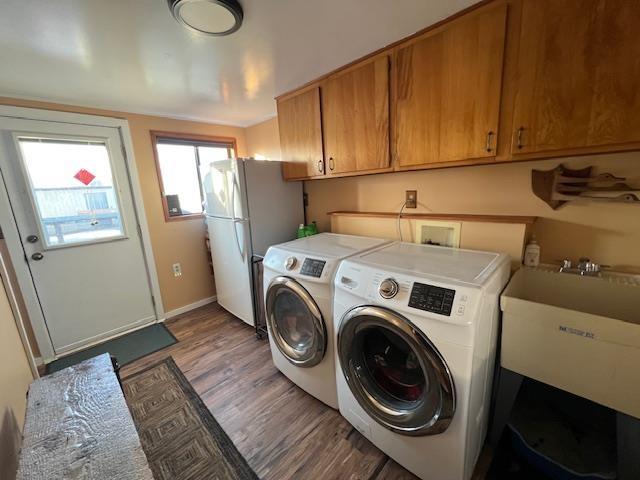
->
[[394, 5, 507, 167], [277, 87, 324, 180], [512, 0, 640, 155], [321, 57, 390, 175]]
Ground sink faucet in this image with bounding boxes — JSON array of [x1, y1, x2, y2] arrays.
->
[[558, 259, 572, 273], [558, 257, 607, 277]]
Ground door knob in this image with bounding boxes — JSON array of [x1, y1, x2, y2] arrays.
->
[[26, 235, 39, 243], [31, 252, 44, 261]]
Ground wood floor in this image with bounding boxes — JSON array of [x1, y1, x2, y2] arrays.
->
[[121, 303, 491, 480]]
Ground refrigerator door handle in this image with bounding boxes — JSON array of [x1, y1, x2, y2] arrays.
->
[[230, 172, 237, 220], [233, 219, 245, 260]]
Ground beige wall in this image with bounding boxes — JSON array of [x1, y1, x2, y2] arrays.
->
[[246, 117, 640, 272], [0, 242, 40, 357], [0, 276, 33, 479], [303, 152, 640, 273], [0, 97, 248, 313], [245, 117, 281, 160]]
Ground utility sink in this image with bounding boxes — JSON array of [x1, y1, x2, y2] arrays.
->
[[500, 267, 640, 418]]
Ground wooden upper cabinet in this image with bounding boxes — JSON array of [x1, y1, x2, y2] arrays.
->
[[277, 87, 324, 180], [512, 0, 640, 155], [276, 0, 640, 179], [393, 5, 507, 167], [321, 56, 390, 175]]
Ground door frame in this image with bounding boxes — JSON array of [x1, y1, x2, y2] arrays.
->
[[0, 105, 165, 363]]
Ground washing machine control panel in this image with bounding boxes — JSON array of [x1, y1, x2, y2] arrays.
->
[[340, 267, 477, 326], [408, 282, 456, 316], [300, 258, 326, 278]]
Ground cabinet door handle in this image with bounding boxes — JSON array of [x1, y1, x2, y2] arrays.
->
[[516, 127, 525, 150], [329, 157, 335, 171], [485, 131, 494, 152], [317, 160, 323, 173]]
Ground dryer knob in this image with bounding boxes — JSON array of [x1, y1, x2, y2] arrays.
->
[[284, 256, 297, 270], [379, 278, 399, 299]]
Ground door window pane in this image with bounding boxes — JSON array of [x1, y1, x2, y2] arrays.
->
[[154, 136, 234, 220], [17, 137, 125, 247]]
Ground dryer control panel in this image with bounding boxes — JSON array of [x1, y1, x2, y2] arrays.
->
[[300, 258, 326, 278], [263, 246, 336, 284]]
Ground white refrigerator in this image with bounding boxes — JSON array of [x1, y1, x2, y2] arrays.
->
[[203, 158, 303, 326]]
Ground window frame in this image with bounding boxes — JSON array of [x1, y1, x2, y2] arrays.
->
[[150, 131, 237, 222]]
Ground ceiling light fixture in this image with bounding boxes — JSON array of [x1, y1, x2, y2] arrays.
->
[[168, 0, 243, 36]]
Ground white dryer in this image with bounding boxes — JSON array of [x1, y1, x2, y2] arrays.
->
[[263, 233, 391, 409], [333, 242, 510, 480]]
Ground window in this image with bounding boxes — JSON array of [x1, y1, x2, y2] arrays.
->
[[151, 132, 236, 221], [17, 136, 125, 247]]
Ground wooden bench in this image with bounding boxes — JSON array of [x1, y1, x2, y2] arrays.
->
[[17, 353, 154, 480]]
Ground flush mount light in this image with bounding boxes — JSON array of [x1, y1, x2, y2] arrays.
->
[[168, 0, 243, 36]]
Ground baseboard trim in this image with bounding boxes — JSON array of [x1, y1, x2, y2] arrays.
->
[[163, 296, 217, 320]]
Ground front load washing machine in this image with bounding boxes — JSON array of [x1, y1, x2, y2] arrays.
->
[[262, 233, 391, 409], [333, 242, 510, 480]]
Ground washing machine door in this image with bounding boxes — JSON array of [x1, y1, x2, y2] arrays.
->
[[338, 305, 455, 436], [265, 276, 326, 368]]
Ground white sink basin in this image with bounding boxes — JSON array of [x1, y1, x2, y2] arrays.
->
[[500, 267, 640, 417], [505, 267, 639, 326]]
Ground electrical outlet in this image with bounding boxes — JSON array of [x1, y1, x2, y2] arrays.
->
[[406, 190, 417, 208], [172, 263, 182, 277]]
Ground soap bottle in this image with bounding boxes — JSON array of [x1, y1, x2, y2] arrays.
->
[[296, 224, 306, 239], [307, 221, 318, 236], [523, 236, 541, 267]]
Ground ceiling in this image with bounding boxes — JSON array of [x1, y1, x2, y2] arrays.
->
[[0, 0, 476, 127]]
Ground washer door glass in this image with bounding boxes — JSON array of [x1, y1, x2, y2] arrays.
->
[[266, 276, 326, 367], [362, 327, 426, 403], [338, 306, 456, 436]]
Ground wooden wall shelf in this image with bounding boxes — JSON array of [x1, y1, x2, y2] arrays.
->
[[328, 211, 537, 225]]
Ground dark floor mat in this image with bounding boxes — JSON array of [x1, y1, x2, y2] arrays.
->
[[122, 357, 258, 480], [45, 323, 177, 374]]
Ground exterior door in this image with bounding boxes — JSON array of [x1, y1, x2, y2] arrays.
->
[[0, 117, 157, 355], [338, 305, 455, 436], [265, 276, 326, 367]]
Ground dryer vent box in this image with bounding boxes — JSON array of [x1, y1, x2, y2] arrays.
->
[[415, 220, 461, 248]]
